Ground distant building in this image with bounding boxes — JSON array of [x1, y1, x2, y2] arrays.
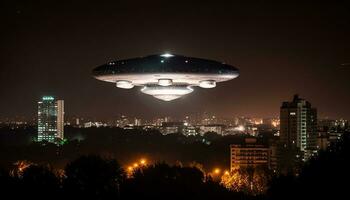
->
[[318, 118, 349, 132], [116, 115, 129, 127], [280, 94, 317, 159], [234, 116, 249, 127], [199, 124, 225, 135], [317, 119, 335, 131], [334, 119, 348, 129], [134, 118, 142, 126], [316, 131, 344, 152], [201, 113, 217, 125], [263, 118, 280, 129], [83, 122, 106, 128], [154, 117, 171, 126], [316, 132, 330, 151], [183, 126, 197, 136], [230, 138, 277, 170], [160, 122, 185, 135], [328, 132, 343, 143], [37, 96, 64, 144]]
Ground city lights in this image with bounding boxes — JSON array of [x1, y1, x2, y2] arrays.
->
[[140, 159, 146, 165], [11, 160, 32, 177], [125, 158, 150, 177], [214, 168, 221, 175], [234, 125, 245, 132], [271, 119, 280, 127]]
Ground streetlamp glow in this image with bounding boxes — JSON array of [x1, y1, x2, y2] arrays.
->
[[140, 159, 147, 165], [214, 168, 221, 175]]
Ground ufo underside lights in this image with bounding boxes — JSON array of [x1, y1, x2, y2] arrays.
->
[[141, 85, 194, 101], [92, 53, 239, 101]]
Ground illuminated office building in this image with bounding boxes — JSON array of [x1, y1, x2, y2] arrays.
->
[[37, 96, 64, 144]]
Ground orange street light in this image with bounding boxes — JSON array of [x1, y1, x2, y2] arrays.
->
[[140, 159, 147, 165], [133, 163, 139, 168], [224, 170, 230, 175], [213, 168, 221, 175]]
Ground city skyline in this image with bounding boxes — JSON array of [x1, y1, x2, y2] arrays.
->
[[1, 1, 350, 120]]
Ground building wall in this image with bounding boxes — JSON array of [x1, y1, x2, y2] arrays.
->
[[280, 95, 317, 158], [56, 100, 64, 140], [199, 125, 223, 135], [230, 138, 276, 171], [280, 107, 298, 148]]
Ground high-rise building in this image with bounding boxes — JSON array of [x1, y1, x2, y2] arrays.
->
[[280, 94, 317, 159], [37, 96, 64, 144]]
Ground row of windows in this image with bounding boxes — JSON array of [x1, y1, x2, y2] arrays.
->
[[232, 154, 268, 157], [231, 150, 268, 153], [232, 161, 268, 163], [233, 157, 268, 161], [232, 151, 268, 154]]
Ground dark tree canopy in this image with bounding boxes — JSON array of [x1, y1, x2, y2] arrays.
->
[[64, 155, 125, 199], [268, 134, 350, 200]]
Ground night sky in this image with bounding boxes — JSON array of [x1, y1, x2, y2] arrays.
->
[[1, 1, 350, 120]]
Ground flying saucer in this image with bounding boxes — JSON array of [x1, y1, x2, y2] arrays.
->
[[92, 53, 239, 101]]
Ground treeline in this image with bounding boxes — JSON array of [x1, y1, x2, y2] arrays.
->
[[0, 155, 255, 200], [266, 133, 350, 200], [0, 126, 258, 170], [1, 127, 349, 199]]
